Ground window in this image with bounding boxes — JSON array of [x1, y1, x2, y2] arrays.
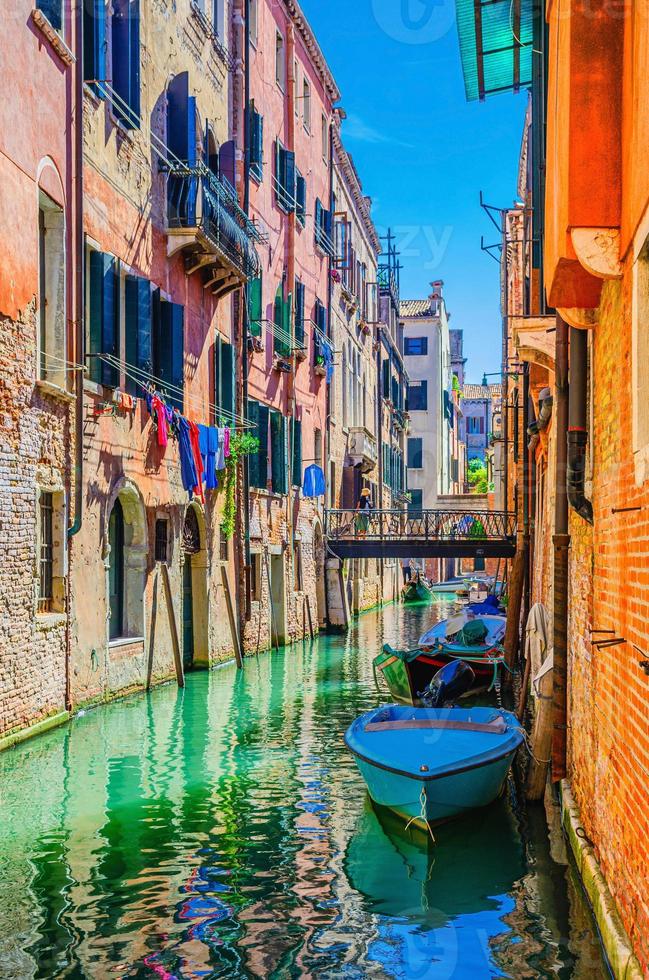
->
[[273, 285, 291, 358], [294, 59, 299, 114], [314, 297, 327, 335], [270, 410, 288, 495], [407, 438, 423, 469], [314, 199, 333, 255], [37, 0, 62, 31], [451, 458, 459, 484], [250, 553, 261, 600], [87, 248, 119, 387], [275, 140, 295, 213], [295, 170, 306, 226], [382, 358, 390, 400], [247, 400, 269, 489], [154, 518, 168, 563], [124, 275, 152, 395], [275, 31, 286, 90], [467, 416, 485, 435], [219, 525, 229, 562], [249, 0, 258, 46], [249, 103, 263, 182], [294, 279, 305, 346], [248, 275, 263, 337], [408, 489, 423, 514], [212, 0, 225, 38], [292, 418, 302, 487], [214, 334, 235, 421], [407, 381, 428, 412], [84, 0, 106, 95], [155, 298, 185, 411], [321, 114, 328, 161], [293, 542, 303, 591], [38, 492, 54, 612], [108, 498, 125, 640], [38, 191, 66, 388], [404, 336, 428, 356], [302, 78, 311, 131], [111, 0, 141, 129]]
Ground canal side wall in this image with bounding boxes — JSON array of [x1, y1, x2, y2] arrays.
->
[[0, 4, 76, 739]]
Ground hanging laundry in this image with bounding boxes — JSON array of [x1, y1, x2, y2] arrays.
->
[[215, 428, 227, 471], [303, 464, 326, 498], [223, 427, 231, 459], [199, 425, 219, 490], [188, 421, 205, 503], [178, 417, 198, 497], [151, 395, 169, 447]]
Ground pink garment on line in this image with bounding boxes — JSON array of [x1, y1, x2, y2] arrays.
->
[[152, 396, 168, 447], [223, 427, 231, 458], [188, 421, 205, 503]]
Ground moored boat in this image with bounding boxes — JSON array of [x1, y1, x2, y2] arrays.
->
[[345, 703, 523, 829], [401, 575, 434, 604]]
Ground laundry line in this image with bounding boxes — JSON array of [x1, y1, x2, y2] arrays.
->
[[96, 353, 257, 431]]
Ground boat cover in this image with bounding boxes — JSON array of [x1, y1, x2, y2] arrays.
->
[[345, 705, 523, 781]]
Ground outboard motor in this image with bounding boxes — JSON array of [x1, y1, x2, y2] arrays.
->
[[420, 660, 475, 708]]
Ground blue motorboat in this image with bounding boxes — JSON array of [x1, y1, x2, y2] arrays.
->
[[346, 661, 522, 830], [345, 703, 523, 830]]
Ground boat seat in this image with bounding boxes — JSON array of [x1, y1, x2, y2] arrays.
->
[[364, 716, 508, 735]]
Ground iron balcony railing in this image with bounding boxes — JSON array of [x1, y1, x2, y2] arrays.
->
[[326, 508, 516, 542], [377, 264, 399, 307], [167, 163, 261, 279]]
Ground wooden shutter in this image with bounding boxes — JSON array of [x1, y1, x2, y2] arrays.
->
[[382, 358, 390, 400], [285, 150, 296, 210], [220, 340, 234, 419], [292, 418, 302, 487], [89, 251, 118, 387], [219, 139, 236, 188], [342, 466, 356, 509], [247, 400, 260, 487], [296, 172, 306, 223], [84, 0, 106, 94], [111, 0, 140, 129], [38, 0, 62, 30], [271, 411, 287, 495], [158, 300, 184, 410], [294, 280, 305, 343], [248, 276, 262, 336], [314, 198, 322, 246], [125, 275, 152, 394], [167, 73, 196, 224]]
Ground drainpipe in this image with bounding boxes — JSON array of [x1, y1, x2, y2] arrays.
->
[[567, 327, 593, 524], [552, 313, 570, 782], [65, 0, 85, 714], [285, 26, 296, 566]]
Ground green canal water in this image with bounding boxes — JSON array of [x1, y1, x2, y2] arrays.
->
[[0, 602, 608, 979]]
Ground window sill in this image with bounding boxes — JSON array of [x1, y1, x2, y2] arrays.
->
[[35, 611, 67, 629], [109, 636, 145, 649], [31, 9, 75, 66], [35, 378, 75, 403], [250, 487, 287, 501]]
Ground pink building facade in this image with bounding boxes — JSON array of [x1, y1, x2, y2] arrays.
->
[[238, 0, 338, 645]]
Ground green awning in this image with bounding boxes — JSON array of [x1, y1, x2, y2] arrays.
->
[[455, 0, 533, 102]]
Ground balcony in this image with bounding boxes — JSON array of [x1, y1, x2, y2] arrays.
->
[[348, 426, 378, 472], [167, 164, 262, 297]]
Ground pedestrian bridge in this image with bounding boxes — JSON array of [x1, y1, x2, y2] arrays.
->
[[324, 508, 517, 560]]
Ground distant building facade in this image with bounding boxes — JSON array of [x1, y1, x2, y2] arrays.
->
[[461, 383, 501, 465]]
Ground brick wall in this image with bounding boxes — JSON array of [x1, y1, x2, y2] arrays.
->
[[567, 275, 649, 970], [0, 304, 70, 736]]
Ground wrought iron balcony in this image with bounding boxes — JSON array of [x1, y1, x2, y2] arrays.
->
[[347, 426, 378, 472], [167, 163, 261, 296]]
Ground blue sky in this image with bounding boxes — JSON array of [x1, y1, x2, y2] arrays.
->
[[300, 0, 528, 382]]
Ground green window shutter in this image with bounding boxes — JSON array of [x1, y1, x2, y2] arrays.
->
[[285, 150, 296, 211], [247, 400, 259, 487], [88, 251, 118, 387], [295, 280, 305, 345], [157, 300, 184, 410], [283, 292, 292, 349], [382, 358, 390, 400], [292, 418, 302, 487], [248, 401, 269, 489], [124, 275, 152, 395], [248, 276, 262, 337], [314, 198, 322, 248], [215, 337, 234, 420], [271, 411, 288, 495], [296, 172, 306, 225]]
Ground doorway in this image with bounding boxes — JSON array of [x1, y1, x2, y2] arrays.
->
[[182, 557, 194, 669]]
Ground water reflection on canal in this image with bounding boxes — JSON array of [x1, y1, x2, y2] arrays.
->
[[0, 601, 608, 978]]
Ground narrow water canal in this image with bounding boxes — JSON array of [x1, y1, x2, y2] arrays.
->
[[0, 603, 608, 979]]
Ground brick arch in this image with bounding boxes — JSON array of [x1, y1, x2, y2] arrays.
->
[[36, 156, 65, 208]]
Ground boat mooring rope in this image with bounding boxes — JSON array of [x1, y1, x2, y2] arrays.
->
[[404, 786, 436, 844]]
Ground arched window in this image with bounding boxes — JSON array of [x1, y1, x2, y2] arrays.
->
[[108, 498, 125, 640]]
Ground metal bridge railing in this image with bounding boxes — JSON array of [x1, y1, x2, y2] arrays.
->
[[325, 508, 516, 542]]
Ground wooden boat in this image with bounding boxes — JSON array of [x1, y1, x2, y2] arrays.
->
[[345, 704, 523, 829], [375, 613, 507, 704], [401, 575, 433, 604]]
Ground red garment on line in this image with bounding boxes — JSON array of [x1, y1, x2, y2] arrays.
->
[[152, 395, 168, 447], [188, 421, 205, 503]]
